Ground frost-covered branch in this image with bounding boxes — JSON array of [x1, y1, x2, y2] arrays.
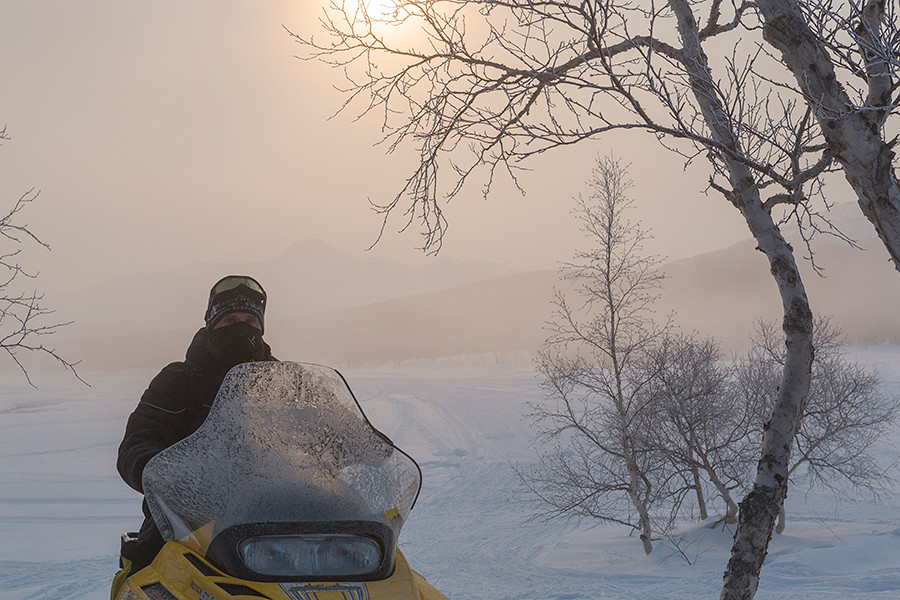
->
[[1, 127, 81, 386]]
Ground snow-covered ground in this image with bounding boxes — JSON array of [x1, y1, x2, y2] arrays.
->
[[1, 348, 898, 600]]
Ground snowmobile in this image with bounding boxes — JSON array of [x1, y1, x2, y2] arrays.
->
[[113, 361, 448, 600]]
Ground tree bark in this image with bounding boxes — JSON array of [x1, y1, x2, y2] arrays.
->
[[668, 3, 815, 598], [720, 295, 812, 599], [755, 0, 900, 273], [776, 504, 786, 535], [626, 462, 655, 555], [692, 464, 709, 521], [703, 460, 739, 525], [620, 376, 655, 554]]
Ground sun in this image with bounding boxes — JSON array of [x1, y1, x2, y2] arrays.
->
[[361, 0, 398, 21]]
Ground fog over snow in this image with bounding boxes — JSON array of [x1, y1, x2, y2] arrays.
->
[[1, 347, 898, 600], [3, 7, 900, 597]]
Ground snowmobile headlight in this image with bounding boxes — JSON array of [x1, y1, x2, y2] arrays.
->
[[238, 534, 383, 578]]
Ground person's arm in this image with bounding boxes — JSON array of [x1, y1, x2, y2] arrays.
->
[[117, 364, 192, 493]]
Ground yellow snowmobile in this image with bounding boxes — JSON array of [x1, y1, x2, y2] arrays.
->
[[113, 362, 448, 600]]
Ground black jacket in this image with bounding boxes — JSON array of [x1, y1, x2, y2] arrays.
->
[[117, 327, 274, 495]]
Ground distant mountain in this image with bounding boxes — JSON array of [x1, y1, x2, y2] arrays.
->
[[49, 270, 560, 370], [51, 239, 518, 331], [658, 237, 900, 349], [266, 270, 560, 365], [41, 206, 900, 372], [658, 204, 900, 349]]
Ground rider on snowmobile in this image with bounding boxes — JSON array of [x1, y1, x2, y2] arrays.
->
[[115, 275, 275, 583]]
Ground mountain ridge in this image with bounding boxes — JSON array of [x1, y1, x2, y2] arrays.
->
[[31, 204, 900, 370]]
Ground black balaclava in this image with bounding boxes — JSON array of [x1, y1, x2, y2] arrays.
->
[[207, 321, 266, 370]]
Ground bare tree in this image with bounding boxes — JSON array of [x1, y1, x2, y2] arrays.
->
[[520, 156, 668, 555], [293, 3, 834, 597], [643, 334, 762, 528], [1, 126, 80, 385], [644, 318, 897, 536]]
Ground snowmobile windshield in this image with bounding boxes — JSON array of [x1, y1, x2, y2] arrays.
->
[[141, 362, 422, 573]]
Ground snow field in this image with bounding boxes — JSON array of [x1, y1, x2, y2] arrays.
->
[[1, 350, 898, 599]]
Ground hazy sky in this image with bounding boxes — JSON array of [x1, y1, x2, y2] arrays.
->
[[1, 0, 756, 295]]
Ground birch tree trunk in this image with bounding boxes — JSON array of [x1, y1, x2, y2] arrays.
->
[[668, 2, 815, 598], [692, 464, 709, 521], [625, 445, 656, 555], [755, 0, 900, 273], [704, 460, 739, 525]]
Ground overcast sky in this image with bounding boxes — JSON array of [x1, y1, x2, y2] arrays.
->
[[2, 0, 761, 297]]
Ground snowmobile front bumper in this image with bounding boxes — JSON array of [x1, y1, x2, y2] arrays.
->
[[114, 541, 447, 600]]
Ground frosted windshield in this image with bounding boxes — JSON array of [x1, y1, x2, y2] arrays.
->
[[142, 362, 421, 556]]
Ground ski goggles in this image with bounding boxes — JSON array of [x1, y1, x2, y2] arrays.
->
[[211, 276, 266, 297]]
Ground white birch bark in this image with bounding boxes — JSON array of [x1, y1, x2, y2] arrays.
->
[[692, 464, 709, 521], [755, 0, 900, 273], [668, 2, 815, 598], [624, 440, 655, 555], [704, 461, 739, 525]]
